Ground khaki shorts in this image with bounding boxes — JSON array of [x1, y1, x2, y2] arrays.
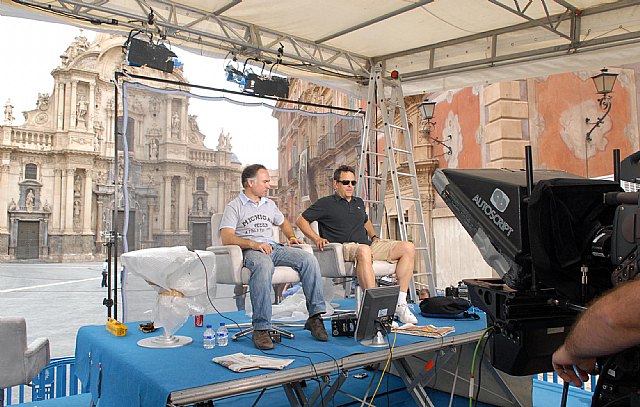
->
[[343, 239, 399, 263]]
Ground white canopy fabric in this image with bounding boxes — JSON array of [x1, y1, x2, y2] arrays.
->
[[2, 0, 640, 96]]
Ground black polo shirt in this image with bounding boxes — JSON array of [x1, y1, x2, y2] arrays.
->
[[301, 194, 371, 245]]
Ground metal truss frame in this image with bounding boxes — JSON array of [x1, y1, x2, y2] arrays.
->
[[9, 0, 640, 82]]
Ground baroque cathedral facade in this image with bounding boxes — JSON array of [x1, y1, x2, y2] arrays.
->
[[0, 33, 242, 261]]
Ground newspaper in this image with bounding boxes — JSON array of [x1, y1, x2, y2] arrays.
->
[[212, 352, 295, 372], [394, 323, 455, 338]]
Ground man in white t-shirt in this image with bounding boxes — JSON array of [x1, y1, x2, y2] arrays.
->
[[220, 164, 328, 350]]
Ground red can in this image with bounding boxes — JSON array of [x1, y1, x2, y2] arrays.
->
[[194, 314, 203, 327]]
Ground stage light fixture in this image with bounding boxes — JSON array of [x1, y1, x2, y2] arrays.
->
[[244, 73, 289, 98], [126, 38, 176, 74]]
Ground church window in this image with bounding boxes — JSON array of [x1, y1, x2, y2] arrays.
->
[[25, 163, 37, 180], [196, 177, 205, 191]]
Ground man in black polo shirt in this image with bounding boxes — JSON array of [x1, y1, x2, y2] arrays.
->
[[296, 165, 418, 324]]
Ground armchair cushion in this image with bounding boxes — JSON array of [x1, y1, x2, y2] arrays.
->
[[0, 317, 50, 389]]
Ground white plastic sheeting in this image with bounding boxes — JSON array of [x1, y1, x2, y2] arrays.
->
[[120, 246, 216, 335]]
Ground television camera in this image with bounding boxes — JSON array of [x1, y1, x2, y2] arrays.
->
[[432, 148, 640, 376]]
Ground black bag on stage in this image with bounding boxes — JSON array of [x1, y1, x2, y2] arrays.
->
[[419, 296, 478, 319]]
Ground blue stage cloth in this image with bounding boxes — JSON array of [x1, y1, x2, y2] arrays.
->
[[75, 303, 487, 407]]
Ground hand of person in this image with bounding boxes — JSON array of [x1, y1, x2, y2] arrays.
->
[[253, 241, 273, 255], [314, 237, 328, 251], [287, 236, 303, 246], [551, 345, 596, 387]]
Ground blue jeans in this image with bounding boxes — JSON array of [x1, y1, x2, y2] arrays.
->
[[243, 244, 326, 330]]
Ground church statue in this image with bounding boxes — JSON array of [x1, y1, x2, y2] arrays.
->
[[4, 99, 15, 124], [26, 190, 34, 212]]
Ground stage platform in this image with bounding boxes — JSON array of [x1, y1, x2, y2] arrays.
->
[[73, 299, 522, 406]]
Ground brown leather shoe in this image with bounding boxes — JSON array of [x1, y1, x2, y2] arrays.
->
[[304, 314, 328, 341], [253, 330, 274, 350]]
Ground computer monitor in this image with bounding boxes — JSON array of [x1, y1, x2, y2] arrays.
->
[[354, 285, 400, 347]]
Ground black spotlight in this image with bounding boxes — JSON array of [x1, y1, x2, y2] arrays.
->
[[126, 38, 176, 74]]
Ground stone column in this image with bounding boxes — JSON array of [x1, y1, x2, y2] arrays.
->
[[51, 169, 61, 230], [483, 81, 530, 169], [147, 203, 154, 241], [0, 165, 9, 233], [217, 181, 225, 213], [59, 169, 67, 230], [70, 82, 78, 130], [179, 177, 187, 231], [56, 83, 65, 130], [88, 83, 95, 131], [64, 169, 75, 232], [163, 176, 172, 230], [166, 99, 172, 141], [82, 172, 93, 233], [96, 200, 103, 245]]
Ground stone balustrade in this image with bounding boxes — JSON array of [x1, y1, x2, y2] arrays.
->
[[189, 150, 216, 164], [11, 129, 54, 150]]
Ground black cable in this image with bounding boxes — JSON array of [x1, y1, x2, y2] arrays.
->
[[193, 251, 244, 332], [250, 387, 267, 407], [11, 0, 118, 25], [377, 321, 394, 405], [473, 330, 493, 407], [259, 343, 325, 407]]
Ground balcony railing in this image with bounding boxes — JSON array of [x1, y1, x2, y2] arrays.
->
[[287, 162, 298, 182], [334, 118, 362, 144], [10, 129, 54, 150], [189, 150, 217, 164]]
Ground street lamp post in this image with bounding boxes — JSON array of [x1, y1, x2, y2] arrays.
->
[[585, 68, 618, 177]]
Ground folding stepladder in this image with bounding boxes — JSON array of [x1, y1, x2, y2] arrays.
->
[[356, 63, 437, 302]]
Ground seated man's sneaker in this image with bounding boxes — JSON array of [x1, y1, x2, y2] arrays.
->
[[304, 314, 328, 341], [395, 303, 418, 324], [253, 330, 274, 350]]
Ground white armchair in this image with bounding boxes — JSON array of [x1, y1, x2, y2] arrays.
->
[[309, 222, 397, 308], [208, 213, 313, 339], [309, 221, 396, 279], [0, 317, 50, 405]]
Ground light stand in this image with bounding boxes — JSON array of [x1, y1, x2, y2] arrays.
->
[[585, 68, 618, 177]]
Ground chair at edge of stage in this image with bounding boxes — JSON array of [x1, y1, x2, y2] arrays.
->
[[309, 221, 397, 308], [0, 317, 50, 406], [208, 213, 312, 340]]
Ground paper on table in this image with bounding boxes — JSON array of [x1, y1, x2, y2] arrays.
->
[[212, 352, 295, 372], [394, 323, 455, 338]]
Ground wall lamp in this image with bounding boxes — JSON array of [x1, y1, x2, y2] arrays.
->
[[585, 68, 618, 142], [419, 97, 451, 156]]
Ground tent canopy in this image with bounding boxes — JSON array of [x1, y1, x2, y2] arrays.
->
[[3, 0, 640, 96]]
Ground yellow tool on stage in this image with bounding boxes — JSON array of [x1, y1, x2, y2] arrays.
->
[[106, 319, 128, 336]]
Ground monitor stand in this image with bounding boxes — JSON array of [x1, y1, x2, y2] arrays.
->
[[359, 330, 389, 348]]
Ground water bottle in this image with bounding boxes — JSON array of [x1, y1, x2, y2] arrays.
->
[[203, 325, 215, 349], [217, 322, 228, 347]]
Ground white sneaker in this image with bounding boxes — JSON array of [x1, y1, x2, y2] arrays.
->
[[395, 303, 418, 324]]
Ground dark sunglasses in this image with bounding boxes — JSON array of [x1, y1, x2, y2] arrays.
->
[[338, 180, 357, 186]]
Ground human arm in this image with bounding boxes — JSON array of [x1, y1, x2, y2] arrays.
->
[[363, 219, 380, 242], [220, 228, 273, 254], [296, 215, 328, 250], [278, 218, 302, 245], [552, 279, 640, 386]]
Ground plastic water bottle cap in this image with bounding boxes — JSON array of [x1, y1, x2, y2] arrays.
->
[[206, 325, 212, 328], [220, 322, 225, 326]]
